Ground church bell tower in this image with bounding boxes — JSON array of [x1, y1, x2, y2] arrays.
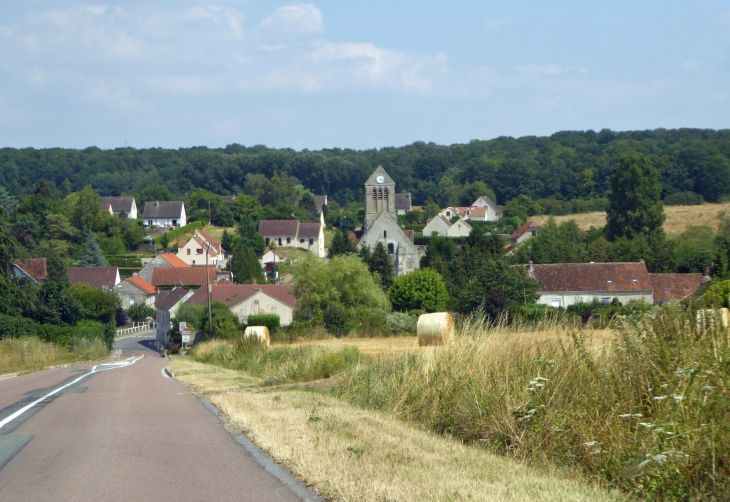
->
[[363, 166, 396, 230]]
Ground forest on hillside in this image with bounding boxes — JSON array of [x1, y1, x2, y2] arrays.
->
[[2, 128, 730, 209]]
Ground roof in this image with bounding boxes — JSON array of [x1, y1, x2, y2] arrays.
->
[[510, 221, 540, 240], [464, 207, 487, 218], [192, 235, 219, 256], [197, 230, 222, 252], [650, 273, 709, 303], [298, 222, 322, 239], [313, 195, 327, 212], [152, 266, 218, 286], [186, 283, 297, 309], [68, 267, 119, 290], [439, 215, 452, 227], [156, 287, 191, 311], [125, 276, 158, 295], [365, 166, 395, 186], [527, 262, 652, 293], [395, 193, 411, 210], [258, 219, 300, 237], [404, 230, 415, 244], [473, 196, 501, 213], [160, 253, 189, 267], [100, 196, 135, 213], [143, 201, 185, 219], [221, 195, 237, 203], [13, 258, 47, 281]]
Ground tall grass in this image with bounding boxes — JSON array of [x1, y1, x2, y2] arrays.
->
[[0, 337, 109, 375], [337, 306, 730, 500], [190, 338, 361, 384]]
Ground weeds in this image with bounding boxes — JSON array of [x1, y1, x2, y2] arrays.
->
[[0, 336, 108, 375], [337, 307, 730, 500]]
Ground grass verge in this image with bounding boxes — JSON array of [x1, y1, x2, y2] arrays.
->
[[169, 355, 623, 502], [0, 337, 109, 376]]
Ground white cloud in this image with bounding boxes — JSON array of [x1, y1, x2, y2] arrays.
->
[[185, 6, 246, 40], [85, 5, 108, 16], [484, 18, 512, 30], [257, 4, 323, 39]]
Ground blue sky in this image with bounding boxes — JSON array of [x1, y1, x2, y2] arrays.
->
[[1, 1, 728, 150]]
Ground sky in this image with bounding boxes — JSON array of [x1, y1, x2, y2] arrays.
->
[[1, 1, 729, 151]]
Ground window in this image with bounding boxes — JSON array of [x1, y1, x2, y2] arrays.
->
[[531, 230, 537, 236], [309, 239, 314, 245], [388, 243, 394, 254], [300, 239, 305, 243], [287, 237, 291, 244], [607, 277, 612, 283], [271, 306, 277, 314], [632, 276, 637, 282], [196, 248, 203, 254], [187, 249, 191, 255], [551, 299, 561, 308], [192, 260, 195, 264], [130, 299, 135, 306], [383, 230, 387, 238], [665, 287, 669, 292], [602, 297, 611, 304], [278, 238, 282, 246]]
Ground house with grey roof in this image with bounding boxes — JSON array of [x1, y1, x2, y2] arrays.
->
[[258, 219, 325, 258], [155, 287, 194, 348], [143, 201, 186, 228], [12, 258, 47, 284], [67, 267, 121, 291], [186, 283, 297, 326], [395, 193, 412, 215], [100, 196, 137, 219]]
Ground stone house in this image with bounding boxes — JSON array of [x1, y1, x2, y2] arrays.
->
[[67, 267, 121, 291], [185, 283, 297, 327], [114, 275, 158, 309], [138, 253, 189, 283], [100, 196, 137, 219], [143, 201, 187, 228], [155, 287, 194, 348]]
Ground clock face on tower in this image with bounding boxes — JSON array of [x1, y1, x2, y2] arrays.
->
[[376, 176, 384, 184]]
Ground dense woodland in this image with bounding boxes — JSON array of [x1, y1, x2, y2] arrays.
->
[[2, 128, 730, 209]]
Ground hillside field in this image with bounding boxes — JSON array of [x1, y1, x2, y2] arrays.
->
[[532, 202, 730, 234]]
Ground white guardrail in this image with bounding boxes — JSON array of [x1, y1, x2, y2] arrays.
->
[[116, 322, 157, 337]]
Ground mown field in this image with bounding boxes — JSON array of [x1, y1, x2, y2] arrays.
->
[[532, 202, 730, 234]]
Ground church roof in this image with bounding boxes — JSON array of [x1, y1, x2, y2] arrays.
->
[[365, 166, 395, 186], [357, 210, 416, 249]]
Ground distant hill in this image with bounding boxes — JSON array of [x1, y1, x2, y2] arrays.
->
[[2, 128, 729, 208]]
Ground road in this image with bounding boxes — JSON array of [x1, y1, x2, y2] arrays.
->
[[0, 333, 313, 502]]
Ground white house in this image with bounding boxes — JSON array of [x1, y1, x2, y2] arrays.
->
[[155, 287, 194, 348], [143, 201, 187, 228], [423, 215, 472, 238], [437, 197, 502, 224], [471, 196, 503, 221], [185, 284, 297, 327], [100, 196, 138, 219], [177, 230, 226, 268], [505, 221, 540, 251], [395, 193, 412, 215], [258, 220, 325, 258]]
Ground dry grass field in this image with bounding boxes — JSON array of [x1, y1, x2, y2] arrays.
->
[[532, 202, 730, 234], [170, 354, 624, 502]]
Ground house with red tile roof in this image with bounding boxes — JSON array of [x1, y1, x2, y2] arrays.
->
[[114, 275, 158, 309], [527, 260, 710, 308], [258, 219, 325, 258], [12, 258, 47, 284], [138, 252, 189, 283], [176, 230, 227, 268], [186, 283, 297, 326], [504, 222, 541, 251], [68, 267, 121, 291], [152, 266, 220, 289]]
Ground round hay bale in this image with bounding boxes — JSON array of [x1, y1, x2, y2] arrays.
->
[[417, 313, 454, 346], [244, 326, 270, 347]]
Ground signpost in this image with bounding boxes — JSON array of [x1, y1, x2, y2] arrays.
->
[[179, 322, 192, 349]]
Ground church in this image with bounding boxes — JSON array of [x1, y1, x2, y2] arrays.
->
[[357, 166, 420, 277]]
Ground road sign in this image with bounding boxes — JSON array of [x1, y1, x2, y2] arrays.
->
[[179, 322, 187, 330], [182, 334, 191, 343]]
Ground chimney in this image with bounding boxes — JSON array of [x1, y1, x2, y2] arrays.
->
[[527, 260, 533, 273], [704, 267, 711, 279], [639, 259, 645, 265]]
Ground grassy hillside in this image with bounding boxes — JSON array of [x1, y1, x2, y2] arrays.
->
[[532, 202, 730, 234]]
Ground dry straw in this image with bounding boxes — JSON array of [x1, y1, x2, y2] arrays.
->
[[417, 312, 454, 346], [244, 326, 270, 347]]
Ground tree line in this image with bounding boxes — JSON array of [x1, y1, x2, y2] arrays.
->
[[2, 128, 729, 209]]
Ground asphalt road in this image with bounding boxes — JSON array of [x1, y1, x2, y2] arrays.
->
[[0, 333, 311, 502]]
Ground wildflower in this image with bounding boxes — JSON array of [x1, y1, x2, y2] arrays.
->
[[583, 441, 598, 447], [619, 413, 643, 419], [701, 386, 715, 392], [660, 383, 669, 389], [533, 377, 549, 382], [671, 394, 684, 403], [527, 387, 536, 394], [653, 395, 667, 401], [639, 423, 654, 428]]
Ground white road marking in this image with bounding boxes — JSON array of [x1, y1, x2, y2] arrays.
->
[[0, 355, 144, 431]]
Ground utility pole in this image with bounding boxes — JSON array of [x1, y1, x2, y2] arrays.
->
[[205, 242, 213, 340]]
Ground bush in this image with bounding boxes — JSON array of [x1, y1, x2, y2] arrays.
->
[[665, 191, 704, 206], [126, 303, 155, 322], [247, 313, 280, 333], [0, 314, 38, 340], [384, 311, 418, 335]]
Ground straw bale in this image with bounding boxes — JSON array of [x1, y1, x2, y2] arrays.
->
[[417, 313, 454, 346], [244, 326, 270, 347]]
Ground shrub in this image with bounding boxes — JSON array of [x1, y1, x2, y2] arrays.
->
[[0, 314, 38, 340], [247, 313, 281, 334], [126, 303, 155, 322], [665, 191, 704, 206], [384, 311, 418, 335]]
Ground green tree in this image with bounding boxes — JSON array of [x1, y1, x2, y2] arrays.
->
[[423, 198, 440, 219], [137, 185, 173, 212], [212, 203, 235, 226], [78, 231, 109, 267], [68, 186, 104, 233], [298, 193, 320, 223], [606, 152, 665, 240], [512, 218, 588, 264], [126, 303, 155, 322], [160, 232, 170, 252], [0, 185, 18, 215], [388, 268, 449, 312], [221, 229, 235, 253], [328, 229, 356, 257], [367, 242, 394, 289], [70, 283, 119, 324], [293, 254, 389, 333], [231, 194, 263, 220], [230, 242, 264, 284]]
